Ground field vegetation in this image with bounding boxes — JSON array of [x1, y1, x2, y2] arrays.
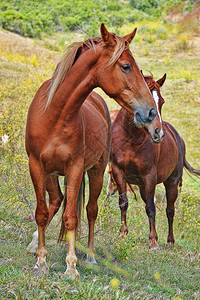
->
[[0, 1, 200, 299], [0, 0, 197, 38]]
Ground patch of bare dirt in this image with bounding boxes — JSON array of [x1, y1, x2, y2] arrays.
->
[[0, 29, 60, 64], [165, 2, 200, 26]]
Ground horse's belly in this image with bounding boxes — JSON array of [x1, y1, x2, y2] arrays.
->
[[83, 105, 110, 171], [157, 166, 178, 184], [125, 173, 144, 186]]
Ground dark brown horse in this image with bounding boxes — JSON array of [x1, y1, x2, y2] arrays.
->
[[25, 24, 163, 279], [110, 73, 200, 248], [107, 110, 136, 196]]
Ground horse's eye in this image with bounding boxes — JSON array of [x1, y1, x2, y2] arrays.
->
[[120, 64, 132, 73]]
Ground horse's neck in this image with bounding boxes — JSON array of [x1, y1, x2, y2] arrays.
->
[[48, 49, 99, 121], [121, 108, 147, 142]]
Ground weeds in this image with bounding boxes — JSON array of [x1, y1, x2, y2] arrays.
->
[[176, 33, 191, 51]]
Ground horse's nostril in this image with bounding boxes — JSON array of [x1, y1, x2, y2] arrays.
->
[[149, 108, 157, 121], [154, 127, 160, 139], [135, 111, 142, 123], [135, 107, 157, 125]]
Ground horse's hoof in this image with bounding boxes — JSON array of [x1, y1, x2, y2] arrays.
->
[[85, 255, 97, 265], [119, 231, 128, 238], [85, 250, 97, 265], [149, 241, 159, 250], [34, 262, 49, 275], [64, 268, 80, 280], [167, 242, 174, 247], [26, 231, 38, 254]]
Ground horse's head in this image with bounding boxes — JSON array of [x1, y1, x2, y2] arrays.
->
[[95, 24, 159, 131], [144, 73, 166, 143], [46, 24, 162, 140]]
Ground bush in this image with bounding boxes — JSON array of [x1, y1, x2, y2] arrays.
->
[[156, 26, 168, 39], [176, 33, 191, 51], [0, 0, 167, 38], [0, 9, 43, 37], [129, 0, 161, 16]]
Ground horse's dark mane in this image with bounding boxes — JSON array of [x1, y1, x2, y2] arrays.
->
[[144, 74, 160, 91]]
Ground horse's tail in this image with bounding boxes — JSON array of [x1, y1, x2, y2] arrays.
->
[[58, 173, 85, 243], [184, 159, 200, 177], [180, 137, 200, 178], [127, 183, 138, 201]]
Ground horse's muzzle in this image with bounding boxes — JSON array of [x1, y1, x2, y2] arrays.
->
[[151, 128, 166, 143], [134, 107, 157, 126]]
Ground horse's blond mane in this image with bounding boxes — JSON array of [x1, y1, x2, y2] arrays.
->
[[108, 37, 128, 66], [46, 41, 83, 109], [45, 36, 127, 109]]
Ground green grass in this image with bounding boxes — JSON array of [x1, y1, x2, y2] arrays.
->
[[0, 17, 200, 299], [0, 180, 199, 299]]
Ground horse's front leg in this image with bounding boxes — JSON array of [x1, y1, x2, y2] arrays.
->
[[46, 175, 64, 224], [112, 164, 129, 236], [140, 182, 158, 248], [27, 175, 63, 255], [63, 162, 84, 280], [29, 156, 49, 274]]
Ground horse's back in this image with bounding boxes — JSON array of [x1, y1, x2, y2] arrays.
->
[[83, 91, 111, 125], [25, 80, 51, 156], [82, 91, 111, 132], [163, 122, 184, 159], [157, 121, 184, 183]]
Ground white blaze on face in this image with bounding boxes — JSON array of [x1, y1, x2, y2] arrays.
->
[[152, 90, 162, 124], [152, 90, 164, 138]]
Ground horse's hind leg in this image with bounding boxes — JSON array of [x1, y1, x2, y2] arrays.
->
[[164, 180, 178, 245], [28, 156, 49, 274], [86, 167, 105, 264], [27, 175, 63, 254], [112, 164, 129, 236], [46, 175, 63, 225]]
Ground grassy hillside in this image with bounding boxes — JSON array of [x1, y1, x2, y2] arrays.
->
[[0, 0, 197, 37], [0, 13, 200, 299]]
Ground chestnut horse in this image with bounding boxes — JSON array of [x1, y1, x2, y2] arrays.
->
[[25, 24, 162, 279], [110, 73, 200, 248]]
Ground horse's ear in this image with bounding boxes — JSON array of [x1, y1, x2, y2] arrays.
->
[[100, 23, 115, 46], [123, 28, 137, 44], [157, 73, 166, 87]]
